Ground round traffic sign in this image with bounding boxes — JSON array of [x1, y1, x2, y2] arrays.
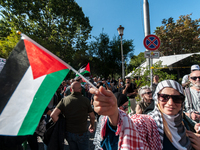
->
[[143, 34, 160, 51]]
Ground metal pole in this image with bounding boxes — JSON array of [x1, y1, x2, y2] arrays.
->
[[143, 0, 152, 88], [150, 58, 153, 90], [120, 35, 125, 80]]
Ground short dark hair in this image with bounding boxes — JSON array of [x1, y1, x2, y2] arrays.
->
[[126, 77, 130, 80]]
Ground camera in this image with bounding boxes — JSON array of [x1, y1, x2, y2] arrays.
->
[[127, 82, 130, 84]]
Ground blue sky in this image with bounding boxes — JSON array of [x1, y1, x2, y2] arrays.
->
[[75, 0, 200, 56]]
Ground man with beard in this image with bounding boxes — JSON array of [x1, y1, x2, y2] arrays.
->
[[184, 70, 200, 123], [182, 64, 200, 88], [135, 86, 154, 114]]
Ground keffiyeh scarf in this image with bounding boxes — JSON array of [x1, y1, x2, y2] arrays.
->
[[148, 80, 192, 150]]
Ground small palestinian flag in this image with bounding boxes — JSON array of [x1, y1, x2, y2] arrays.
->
[[0, 34, 70, 136], [75, 63, 91, 83], [76, 63, 90, 77]]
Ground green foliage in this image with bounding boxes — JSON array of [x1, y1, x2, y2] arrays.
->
[[0, 0, 92, 65], [155, 14, 200, 56], [0, 29, 20, 58], [133, 61, 176, 88], [127, 52, 145, 74], [87, 33, 134, 78]]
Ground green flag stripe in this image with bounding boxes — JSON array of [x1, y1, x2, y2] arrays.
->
[[81, 70, 90, 75], [76, 71, 90, 76], [18, 69, 69, 135]]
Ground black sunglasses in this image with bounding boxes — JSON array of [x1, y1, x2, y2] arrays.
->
[[122, 105, 128, 110], [157, 93, 185, 104], [144, 91, 152, 95], [190, 76, 200, 81]]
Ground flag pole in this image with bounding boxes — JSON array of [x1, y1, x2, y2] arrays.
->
[[70, 67, 97, 89]]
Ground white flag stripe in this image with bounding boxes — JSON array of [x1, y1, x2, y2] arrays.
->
[[0, 67, 45, 135], [79, 67, 85, 73]]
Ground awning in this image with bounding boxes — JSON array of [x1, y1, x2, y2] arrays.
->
[[126, 52, 200, 77]]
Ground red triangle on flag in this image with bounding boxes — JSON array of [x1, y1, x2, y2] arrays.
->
[[85, 63, 90, 72], [24, 39, 68, 79]]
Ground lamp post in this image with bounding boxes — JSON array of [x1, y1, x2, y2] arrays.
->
[[117, 25, 125, 80]]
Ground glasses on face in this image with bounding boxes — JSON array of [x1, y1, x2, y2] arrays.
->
[[122, 105, 128, 110], [144, 91, 152, 95], [190, 76, 200, 81], [157, 93, 185, 104]]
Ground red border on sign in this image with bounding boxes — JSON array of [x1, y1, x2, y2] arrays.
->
[[143, 34, 160, 51]]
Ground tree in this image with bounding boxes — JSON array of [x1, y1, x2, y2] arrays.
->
[[127, 52, 146, 74], [87, 33, 134, 78], [155, 14, 200, 56], [0, 0, 92, 64], [132, 61, 176, 90], [0, 29, 20, 59]]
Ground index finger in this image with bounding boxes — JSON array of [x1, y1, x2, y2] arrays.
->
[[89, 86, 116, 105], [89, 87, 99, 95]]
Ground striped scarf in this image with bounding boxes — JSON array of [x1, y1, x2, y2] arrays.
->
[[148, 80, 192, 150]]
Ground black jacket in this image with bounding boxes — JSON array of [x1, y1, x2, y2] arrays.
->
[[46, 114, 66, 150]]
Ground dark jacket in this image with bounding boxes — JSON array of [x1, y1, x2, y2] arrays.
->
[[46, 114, 66, 150]]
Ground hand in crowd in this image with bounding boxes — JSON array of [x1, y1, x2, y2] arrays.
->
[[125, 83, 130, 88], [88, 124, 95, 133], [127, 93, 132, 97], [191, 112, 200, 122], [186, 130, 200, 150], [194, 123, 200, 133], [89, 86, 119, 126]]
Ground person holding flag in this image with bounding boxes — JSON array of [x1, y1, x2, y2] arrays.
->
[[89, 86, 162, 150]]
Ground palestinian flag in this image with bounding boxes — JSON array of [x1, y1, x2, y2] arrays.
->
[[76, 63, 90, 77], [0, 34, 70, 136], [75, 63, 91, 83]]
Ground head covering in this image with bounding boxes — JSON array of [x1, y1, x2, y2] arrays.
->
[[114, 92, 128, 107], [149, 80, 192, 150], [191, 64, 200, 71]]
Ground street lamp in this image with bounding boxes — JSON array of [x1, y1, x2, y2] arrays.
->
[[117, 25, 125, 80]]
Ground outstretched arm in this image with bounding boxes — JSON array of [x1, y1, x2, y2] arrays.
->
[[89, 86, 119, 126]]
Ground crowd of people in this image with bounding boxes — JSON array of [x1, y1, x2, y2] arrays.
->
[[4, 64, 200, 150], [49, 65, 200, 150]]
